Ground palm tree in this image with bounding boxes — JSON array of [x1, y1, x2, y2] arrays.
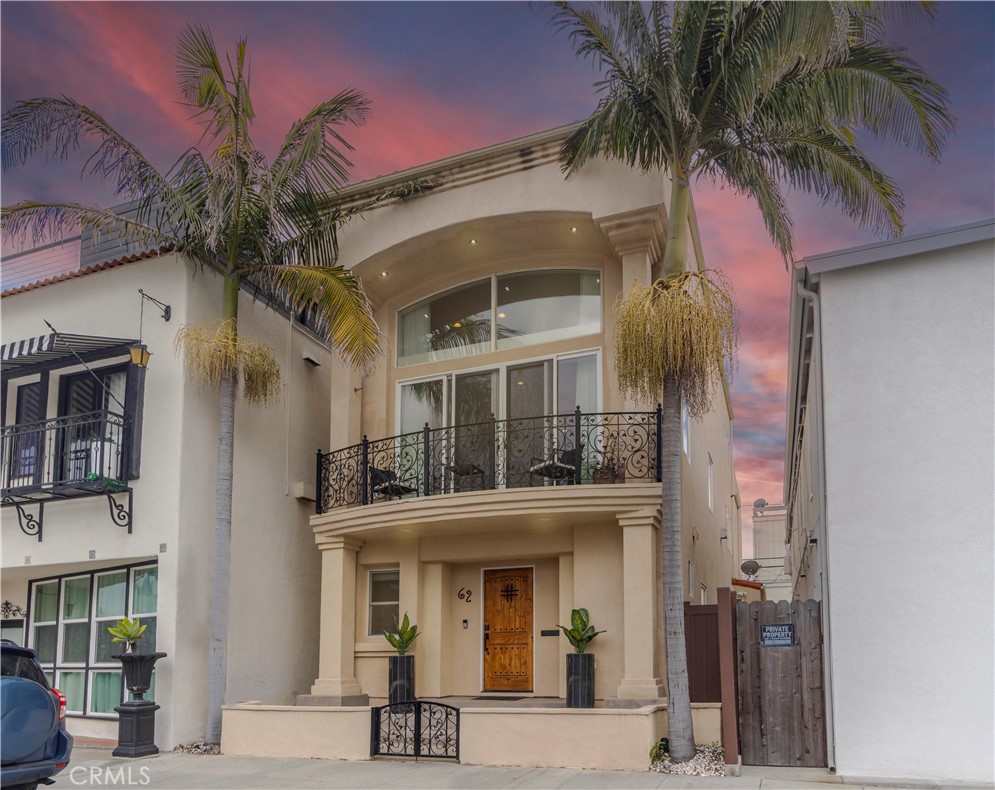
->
[[551, 1, 952, 761], [1, 24, 410, 743]]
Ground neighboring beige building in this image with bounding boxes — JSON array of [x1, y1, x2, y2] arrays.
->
[[1, 250, 335, 749], [784, 220, 995, 785], [302, 125, 743, 709], [749, 500, 790, 601]]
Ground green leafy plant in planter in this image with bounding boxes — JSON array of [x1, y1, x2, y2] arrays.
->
[[559, 608, 605, 708], [107, 616, 147, 653], [558, 608, 605, 653], [383, 612, 418, 705], [383, 612, 418, 655]]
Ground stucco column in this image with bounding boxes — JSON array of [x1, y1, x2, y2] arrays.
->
[[300, 536, 368, 705], [612, 508, 666, 704], [417, 561, 451, 698], [558, 553, 574, 699], [597, 206, 666, 411]]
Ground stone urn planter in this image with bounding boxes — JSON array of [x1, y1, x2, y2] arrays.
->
[[114, 651, 167, 700], [107, 616, 165, 758]]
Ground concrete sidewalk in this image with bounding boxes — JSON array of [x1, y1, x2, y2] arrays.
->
[[53, 746, 860, 790]]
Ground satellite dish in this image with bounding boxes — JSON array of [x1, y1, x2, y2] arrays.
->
[[753, 498, 768, 509], [741, 559, 761, 576]]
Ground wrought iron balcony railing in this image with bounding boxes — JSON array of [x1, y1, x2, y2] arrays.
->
[[1, 409, 129, 499], [316, 406, 662, 514]]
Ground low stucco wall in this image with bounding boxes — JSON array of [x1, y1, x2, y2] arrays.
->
[[221, 701, 722, 771], [221, 704, 371, 761], [462, 703, 721, 772]]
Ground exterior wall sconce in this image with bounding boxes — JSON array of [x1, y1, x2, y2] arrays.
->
[[129, 343, 152, 368]]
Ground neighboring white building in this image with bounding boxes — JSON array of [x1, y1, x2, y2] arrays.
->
[[784, 219, 995, 786], [1, 249, 335, 749], [749, 501, 790, 601]]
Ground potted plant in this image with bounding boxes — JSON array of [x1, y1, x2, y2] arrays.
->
[[592, 455, 625, 484], [558, 608, 605, 708], [109, 617, 166, 700], [383, 612, 418, 705]]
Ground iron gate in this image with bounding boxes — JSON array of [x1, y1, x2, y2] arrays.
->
[[371, 701, 459, 760]]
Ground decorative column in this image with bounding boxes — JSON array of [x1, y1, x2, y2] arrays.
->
[[299, 536, 368, 706], [608, 508, 666, 706]]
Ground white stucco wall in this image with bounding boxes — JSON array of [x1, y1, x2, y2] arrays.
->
[[1, 253, 332, 748], [819, 236, 994, 785]]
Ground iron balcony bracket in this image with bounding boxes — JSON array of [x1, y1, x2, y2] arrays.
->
[[104, 488, 133, 532], [1, 497, 43, 542]]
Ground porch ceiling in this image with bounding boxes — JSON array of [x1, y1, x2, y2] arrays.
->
[[311, 483, 662, 543], [353, 211, 614, 306]]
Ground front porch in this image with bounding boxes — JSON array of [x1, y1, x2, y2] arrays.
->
[[306, 484, 668, 708]]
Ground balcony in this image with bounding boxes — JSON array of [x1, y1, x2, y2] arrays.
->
[[316, 407, 662, 514], [1, 409, 131, 539]]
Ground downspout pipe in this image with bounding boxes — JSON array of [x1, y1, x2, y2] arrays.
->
[[796, 279, 836, 773]]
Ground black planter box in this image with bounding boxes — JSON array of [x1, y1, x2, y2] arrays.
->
[[566, 652, 595, 708], [389, 654, 415, 705]]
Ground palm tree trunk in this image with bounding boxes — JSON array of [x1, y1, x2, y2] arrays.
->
[[661, 373, 694, 761], [205, 275, 239, 745], [661, 176, 695, 761]]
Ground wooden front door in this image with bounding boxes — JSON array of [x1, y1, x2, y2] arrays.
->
[[483, 567, 534, 691]]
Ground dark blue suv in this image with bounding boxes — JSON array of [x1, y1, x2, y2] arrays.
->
[[1, 639, 73, 790]]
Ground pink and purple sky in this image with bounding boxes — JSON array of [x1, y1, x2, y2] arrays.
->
[[3, 2, 993, 548]]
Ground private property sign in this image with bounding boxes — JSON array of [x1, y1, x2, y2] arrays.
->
[[760, 624, 795, 647]]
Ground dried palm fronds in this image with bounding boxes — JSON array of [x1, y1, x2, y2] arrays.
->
[[175, 319, 282, 406], [615, 270, 738, 418]]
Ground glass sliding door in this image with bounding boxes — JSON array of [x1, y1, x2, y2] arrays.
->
[[451, 370, 497, 491], [505, 361, 552, 487]]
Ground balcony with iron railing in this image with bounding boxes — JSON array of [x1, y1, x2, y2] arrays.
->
[[316, 406, 663, 514], [1, 410, 131, 539]]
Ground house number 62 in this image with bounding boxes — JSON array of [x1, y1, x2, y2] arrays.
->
[[458, 587, 472, 603]]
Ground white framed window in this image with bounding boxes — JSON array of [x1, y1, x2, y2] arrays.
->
[[27, 563, 157, 717], [707, 453, 714, 511], [368, 569, 400, 636], [681, 402, 690, 460], [397, 269, 602, 366], [700, 584, 708, 605]]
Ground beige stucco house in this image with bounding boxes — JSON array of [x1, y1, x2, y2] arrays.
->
[[1, 249, 334, 749], [298, 125, 743, 712]]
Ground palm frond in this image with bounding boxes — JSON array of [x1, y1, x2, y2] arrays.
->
[[270, 90, 371, 199], [0, 97, 197, 230], [244, 264, 382, 373], [1, 201, 183, 251]]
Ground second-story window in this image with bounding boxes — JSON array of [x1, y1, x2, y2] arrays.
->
[[397, 269, 601, 367]]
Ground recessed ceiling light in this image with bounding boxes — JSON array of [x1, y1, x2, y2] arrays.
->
[[570, 226, 579, 234], [453, 321, 462, 328], [517, 380, 524, 386], [504, 286, 510, 292], [468, 238, 478, 246], [379, 271, 389, 279], [498, 312, 506, 318], [423, 313, 429, 318]]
